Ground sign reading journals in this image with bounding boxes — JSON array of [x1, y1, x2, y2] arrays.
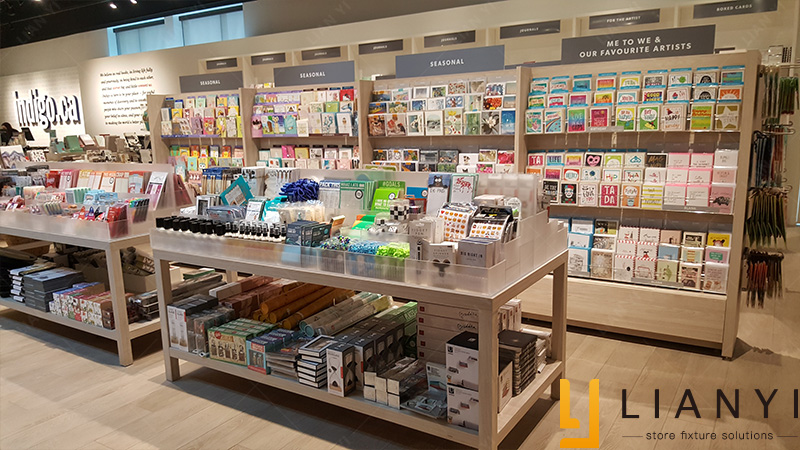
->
[[589, 9, 661, 29], [251, 53, 287, 65], [179, 71, 243, 93], [396, 45, 505, 78], [359, 39, 404, 55], [301, 47, 341, 61], [273, 61, 355, 87], [205, 58, 238, 70], [561, 25, 715, 64], [424, 31, 476, 48], [500, 20, 560, 39], [693, 0, 777, 18]]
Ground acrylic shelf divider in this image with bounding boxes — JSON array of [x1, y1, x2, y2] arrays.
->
[[515, 50, 761, 358], [150, 214, 568, 450]]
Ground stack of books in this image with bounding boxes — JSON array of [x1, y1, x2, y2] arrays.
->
[[498, 330, 539, 396], [296, 335, 336, 388], [0, 249, 37, 298], [7, 262, 56, 302], [23, 267, 84, 312]]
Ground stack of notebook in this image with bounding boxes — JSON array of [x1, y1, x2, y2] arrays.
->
[[23, 268, 84, 312], [498, 329, 539, 396], [296, 335, 336, 388], [0, 249, 39, 299]]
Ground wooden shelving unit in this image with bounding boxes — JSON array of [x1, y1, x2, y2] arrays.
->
[[150, 229, 568, 450], [359, 70, 524, 166], [516, 51, 761, 358]]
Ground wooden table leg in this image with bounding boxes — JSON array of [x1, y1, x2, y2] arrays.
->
[[477, 303, 499, 450], [107, 245, 133, 366], [550, 258, 568, 400], [155, 257, 180, 381]]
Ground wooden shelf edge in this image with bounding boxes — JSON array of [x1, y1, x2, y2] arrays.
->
[[497, 361, 563, 440], [129, 318, 161, 339], [0, 297, 118, 339], [169, 348, 478, 447], [558, 274, 727, 301]]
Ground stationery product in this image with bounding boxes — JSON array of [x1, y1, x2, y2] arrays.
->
[[544, 109, 565, 133], [614, 255, 635, 282], [637, 104, 660, 131], [599, 183, 619, 207], [656, 259, 679, 282], [707, 231, 732, 247], [617, 91, 638, 104], [715, 102, 741, 130], [703, 262, 729, 293], [690, 103, 714, 130], [567, 108, 587, 133], [615, 105, 636, 131], [704, 246, 730, 265], [525, 109, 543, 134], [679, 262, 702, 290], [590, 249, 613, 279], [634, 257, 656, 279], [578, 183, 598, 206], [667, 86, 691, 102], [589, 106, 611, 128], [661, 103, 687, 131]]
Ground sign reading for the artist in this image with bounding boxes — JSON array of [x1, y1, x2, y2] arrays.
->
[[589, 9, 661, 29], [273, 61, 355, 87], [561, 25, 715, 64], [396, 45, 505, 78]]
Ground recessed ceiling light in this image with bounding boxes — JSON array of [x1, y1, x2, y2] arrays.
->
[[130, 0, 137, 4], [109, 2, 117, 9]]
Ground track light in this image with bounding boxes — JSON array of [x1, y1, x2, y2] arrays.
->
[[109, 2, 117, 9]]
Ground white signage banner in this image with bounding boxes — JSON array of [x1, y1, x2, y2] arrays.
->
[[0, 67, 85, 147]]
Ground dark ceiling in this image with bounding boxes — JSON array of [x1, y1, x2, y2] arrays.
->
[[0, 0, 253, 48]]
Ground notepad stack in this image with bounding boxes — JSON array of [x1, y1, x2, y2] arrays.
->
[[6, 262, 56, 302], [297, 335, 336, 388], [498, 330, 543, 396], [23, 268, 84, 312]]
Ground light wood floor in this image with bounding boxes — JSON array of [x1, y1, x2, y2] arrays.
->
[[1, 229, 798, 450]]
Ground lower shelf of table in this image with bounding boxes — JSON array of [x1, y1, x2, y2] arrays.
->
[[168, 348, 563, 446], [0, 297, 160, 341]]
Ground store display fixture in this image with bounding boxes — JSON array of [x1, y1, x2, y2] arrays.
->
[[150, 169, 567, 449], [0, 161, 187, 365], [517, 52, 759, 358], [360, 71, 523, 174]]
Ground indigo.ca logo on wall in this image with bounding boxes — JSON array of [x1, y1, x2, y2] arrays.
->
[[559, 378, 799, 448], [14, 89, 81, 129]]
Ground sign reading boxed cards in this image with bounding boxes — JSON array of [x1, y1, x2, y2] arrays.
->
[[273, 61, 355, 87], [395, 45, 505, 78], [179, 71, 244, 93], [693, 0, 777, 18], [560, 25, 715, 64]]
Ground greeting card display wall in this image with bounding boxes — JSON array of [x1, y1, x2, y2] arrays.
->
[[148, 88, 257, 166], [517, 51, 760, 358], [360, 70, 525, 174], [248, 81, 367, 171]]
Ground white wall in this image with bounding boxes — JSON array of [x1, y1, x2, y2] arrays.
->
[[0, 67, 86, 146]]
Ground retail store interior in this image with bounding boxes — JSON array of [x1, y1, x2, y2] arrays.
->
[[1, 1, 799, 449]]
